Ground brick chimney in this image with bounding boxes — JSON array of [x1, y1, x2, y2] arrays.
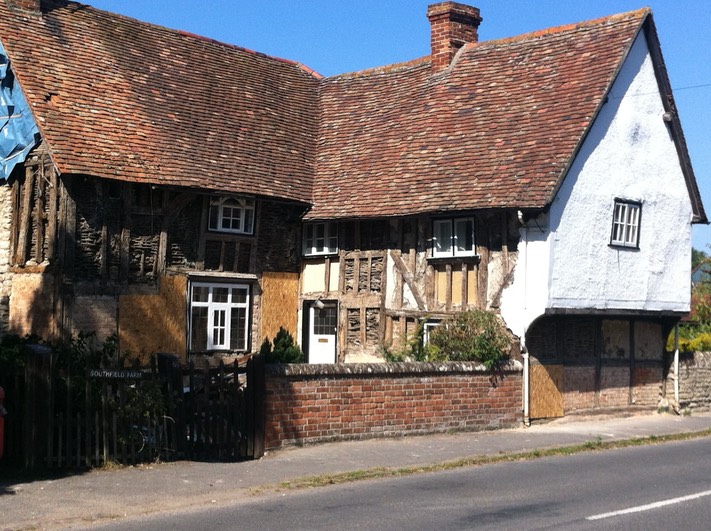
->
[[427, 2, 482, 71], [5, 0, 41, 12]]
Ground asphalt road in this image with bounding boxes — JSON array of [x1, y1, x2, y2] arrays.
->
[[90, 437, 711, 530]]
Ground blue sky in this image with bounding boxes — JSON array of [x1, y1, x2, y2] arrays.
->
[[88, 1, 711, 250]]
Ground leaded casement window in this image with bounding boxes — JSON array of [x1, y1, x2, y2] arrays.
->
[[303, 222, 338, 256], [208, 197, 255, 235], [610, 200, 641, 249], [189, 282, 250, 351], [432, 217, 476, 258]]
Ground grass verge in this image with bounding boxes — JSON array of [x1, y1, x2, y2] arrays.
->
[[260, 428, 711, 493]]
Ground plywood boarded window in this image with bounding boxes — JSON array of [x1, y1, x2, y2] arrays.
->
[[602, 320, 630, 360]]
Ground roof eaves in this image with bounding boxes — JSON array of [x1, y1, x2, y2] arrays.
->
[[641, 14, 707, 224]]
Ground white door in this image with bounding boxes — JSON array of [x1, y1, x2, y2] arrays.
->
[[308, 302, 337, 364]]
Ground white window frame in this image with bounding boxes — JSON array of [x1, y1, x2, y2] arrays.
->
[[610, 200, 641, 249], [422, 321, 442, 345], [432, 217, 476, 258], [208, 196, 255, 235], [303, 222, 338, 256], [189, 281, 250, 351]]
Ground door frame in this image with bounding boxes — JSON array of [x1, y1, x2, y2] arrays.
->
[[302, 300, 338, 363]]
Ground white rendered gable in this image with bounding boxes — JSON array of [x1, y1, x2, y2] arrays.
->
[[501, 31, 693, 340]]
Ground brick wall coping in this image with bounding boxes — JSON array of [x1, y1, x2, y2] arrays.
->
[[265, 360, 523, 377]]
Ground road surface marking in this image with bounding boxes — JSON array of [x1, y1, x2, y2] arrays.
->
[[587, 489, 711, 520]]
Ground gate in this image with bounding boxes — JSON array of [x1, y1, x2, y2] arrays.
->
[[0, 345, 265, 471]]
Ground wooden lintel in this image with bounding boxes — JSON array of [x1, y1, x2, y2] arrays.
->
[[389, 250, 426, 310]]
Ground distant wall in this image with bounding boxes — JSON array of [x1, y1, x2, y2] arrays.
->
[[672, 351, 711, 411], [264, 361, 523, 449]]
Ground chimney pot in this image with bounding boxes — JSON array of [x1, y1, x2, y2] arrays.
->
[[427, 2, 482, 72]]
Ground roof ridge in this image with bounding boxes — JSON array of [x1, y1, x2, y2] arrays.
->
[[470, 8, 650, 50], [324, 56, 430, 81], [74, 0, 324, 79]]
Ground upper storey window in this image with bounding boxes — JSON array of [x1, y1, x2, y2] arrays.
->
[[432, 217, 476, 258], [610, 200, 641, 249], [209, 197, 255, 235], [303, 222, 338, 256]]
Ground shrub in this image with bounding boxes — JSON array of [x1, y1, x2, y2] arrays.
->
[[261, 327, 304, 363], [427, 310, 512, 369], [381, 320, 446, 363]]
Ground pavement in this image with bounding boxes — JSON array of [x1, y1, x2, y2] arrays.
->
[[2, 410, 711, 530]]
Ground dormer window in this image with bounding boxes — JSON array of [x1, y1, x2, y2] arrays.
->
[[303, 222, 338, 256], [610, 200, 641, 249], [432, 217, 476, 258], [208, 197, 255, 235]]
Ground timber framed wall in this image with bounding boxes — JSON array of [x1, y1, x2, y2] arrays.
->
[[526, 315, 671, 417], [299, 213, 520, 361]]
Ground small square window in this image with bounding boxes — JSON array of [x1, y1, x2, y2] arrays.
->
[[423, 321, 442, 345], [432, 217, 476, 258], [208, 197, 255, 235], [303, 222, 338, 256], [610, 200, 641, 248]]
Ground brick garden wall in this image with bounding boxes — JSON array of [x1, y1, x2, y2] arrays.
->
[[264, 361, 523, 450]]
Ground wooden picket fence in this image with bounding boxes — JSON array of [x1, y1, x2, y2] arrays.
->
[[1, 346, 265, 471]]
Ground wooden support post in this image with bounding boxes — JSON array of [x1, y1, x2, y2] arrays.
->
[[197, 196, 209, 270], [156, 190, 170, 275], [16, 166, 35, 264], [99, 181, 109, 280], [461, 262, 469, 308], [63, 177, 76, 276], [119, 183, 131, 282], [324, 256, 331, 294], [46, 167, 58, 261], [445, 263, 453, 311], [360, 306, 367, 346], [34, 166, 46, 264]]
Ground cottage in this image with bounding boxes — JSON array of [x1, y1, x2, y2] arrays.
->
[[0, 0, 705, 419]]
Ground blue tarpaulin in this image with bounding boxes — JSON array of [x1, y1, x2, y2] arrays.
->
[[1, 40, 39, 180]]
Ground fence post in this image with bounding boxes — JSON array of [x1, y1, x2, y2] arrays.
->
[[247, 353, 266, 459], [22, 344, 55, 470]]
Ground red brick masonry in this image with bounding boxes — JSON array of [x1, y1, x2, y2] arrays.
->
[[264, 361, 523, 449]]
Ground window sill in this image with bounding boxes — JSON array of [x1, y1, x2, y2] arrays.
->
[[608, 244, 640, 251], [303, 253, 339, 259], [427, 254, 481, 264]]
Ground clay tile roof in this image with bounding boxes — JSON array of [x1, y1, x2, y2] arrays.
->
[[308, 9, 650, 219], [0, 0, 319, 203]]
